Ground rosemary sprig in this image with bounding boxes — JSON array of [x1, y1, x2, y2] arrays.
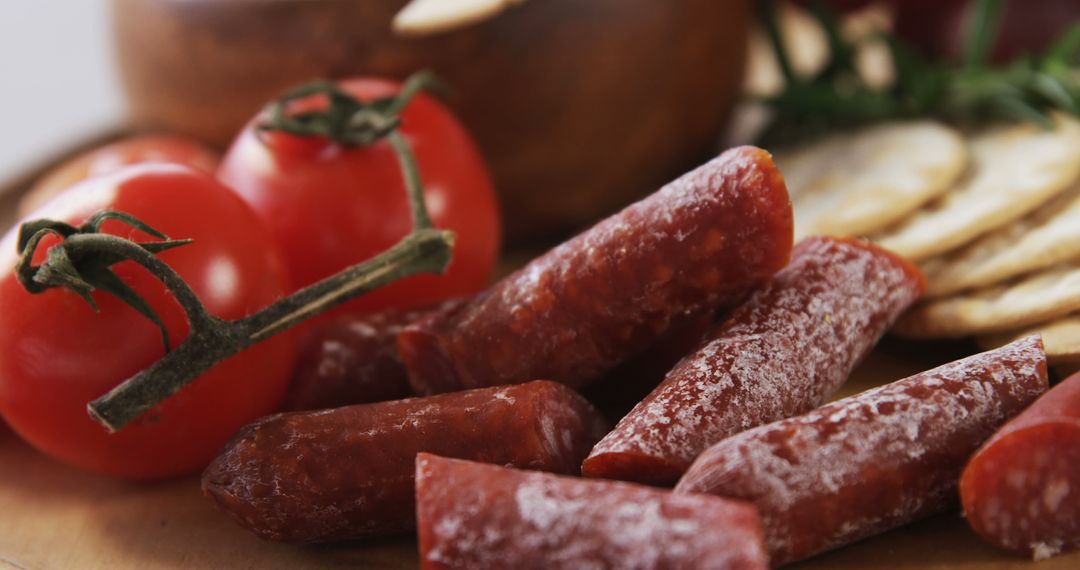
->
[[758, 0, 1080, 146]]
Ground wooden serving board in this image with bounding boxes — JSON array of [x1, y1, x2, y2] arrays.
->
[[1, 337, 1078, 570]]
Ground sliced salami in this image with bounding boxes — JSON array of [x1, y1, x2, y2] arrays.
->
[[283, 300, 461, 411], [584, 236, 924, 486], [399, 146, 793, 395], [675, 336, 1048, 565], [202, 380, 606, 543], [961, 368, 1080, 560], [416, 453, 768, 570]]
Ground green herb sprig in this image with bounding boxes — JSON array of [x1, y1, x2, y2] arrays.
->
[[758, 0, 1080, 146]]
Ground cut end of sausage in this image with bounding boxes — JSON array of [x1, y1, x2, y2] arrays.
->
[[398, 320, 465, 396], [581, 449, 687, 487], [522, 380, 610, 475], [397, 145, 794, 396], [675, 334, 1049, 565], [962, 421, 1080, 558]]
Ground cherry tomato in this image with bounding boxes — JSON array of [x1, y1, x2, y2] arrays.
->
[[804, 0, 1080, 63], [894, 0, 1080, 64], [18, 134, 219, 217], [217, 78, 501, 318], [0, 165, 294, 480], [796, 0, 876, 13]]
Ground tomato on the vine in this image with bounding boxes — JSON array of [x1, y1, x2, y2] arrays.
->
[[18, 134, 219, 217], [217, 78, 501, 317], [0, 165, 294, 480]]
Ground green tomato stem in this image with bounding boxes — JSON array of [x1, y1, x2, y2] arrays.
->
[[87, 227, 453, 432]]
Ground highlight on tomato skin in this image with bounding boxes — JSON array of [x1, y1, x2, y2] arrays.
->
[[0, 164, 295, 480], [217, 77, 502, 321]]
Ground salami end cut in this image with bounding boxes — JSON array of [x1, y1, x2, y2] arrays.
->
[[961, 368, 1080, 560], [202, 380, 607, 543], [676, 335, 1048, 565], [416, 453, 769, 570], [399, 146, 793, 395], [584, 236, 924, 486]]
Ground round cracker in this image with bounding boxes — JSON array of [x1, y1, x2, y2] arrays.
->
[[875, 113, 1080, 261], [921, 183, 1080, 297], [897, 262, 1080, 338], [776, 120, 966, 239], [979, 316, 1080, 365]]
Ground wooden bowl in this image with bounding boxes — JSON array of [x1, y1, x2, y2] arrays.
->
[[112, 0, 750, 245]]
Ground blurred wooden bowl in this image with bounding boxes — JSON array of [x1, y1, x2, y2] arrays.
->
[[112, 0, 750, 245]]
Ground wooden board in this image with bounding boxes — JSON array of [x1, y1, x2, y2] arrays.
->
[[2, 337, 1078, 569]]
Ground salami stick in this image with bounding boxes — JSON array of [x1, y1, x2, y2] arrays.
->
[[675, 336, 1048, 565], [584, 236, 924, 486], [582, 314, 715, 424], [283, 300, 461, 411], [202, 380, 606, 543], [416, 453, 768, 570], [961, 369, 1080, 559], [399, 146, 793, 395]]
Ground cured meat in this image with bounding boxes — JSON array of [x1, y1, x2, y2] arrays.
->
[[201, 380, 606, 543], [583, 236, 924, 486], [399, 146, 793, 395], [283, 300, 460, 411], [675, 336, 1048, 565], [961, 369, 1080, 560], [582, 314, 715, 424], [416, 453, 768, 570]]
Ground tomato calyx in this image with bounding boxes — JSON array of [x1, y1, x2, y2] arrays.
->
[[258, 71, 442, 147], [16, 210, 195, 353], [257, 71, 441, 231]]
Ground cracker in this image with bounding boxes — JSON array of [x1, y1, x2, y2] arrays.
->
[[896, 262, 1080, 338], [875, 114, 1080, 261], [776, 121, 966, 239], [921, 183, 1080, 297], [979, 315, 1080, 365]]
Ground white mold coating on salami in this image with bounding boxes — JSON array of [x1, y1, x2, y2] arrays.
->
[[416, 454, 768, 570], [584, 236, 923, 484], [400, 146, 793, 395], [675, 336, 1048, 565]]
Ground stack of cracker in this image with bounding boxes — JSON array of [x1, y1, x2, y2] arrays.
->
[[777, 113, 1080, 366]]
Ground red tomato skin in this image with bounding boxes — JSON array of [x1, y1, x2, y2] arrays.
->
[[0, 165, 294, 480], [797, 0, 1078, 64], [18, 134, 219, 217], [797, 0, 876, 14], [891, 0, 1078, 63], [217, 78, 501, 318]]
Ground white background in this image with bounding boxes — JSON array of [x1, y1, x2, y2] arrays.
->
[[0, 1, 123, 187]]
